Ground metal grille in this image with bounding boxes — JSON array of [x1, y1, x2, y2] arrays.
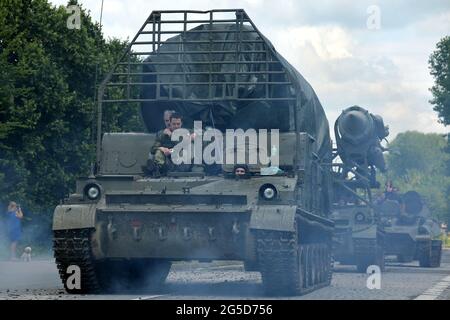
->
[[98, 9, 295, 104]]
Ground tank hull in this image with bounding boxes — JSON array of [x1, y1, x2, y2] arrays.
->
[[53, 172, 334, 295]]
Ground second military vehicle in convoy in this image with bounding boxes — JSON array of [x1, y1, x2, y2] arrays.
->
[[377, 190, 442, 267], [331, 106, 389, 272]]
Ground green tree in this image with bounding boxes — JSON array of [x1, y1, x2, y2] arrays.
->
[[384, 131, 450, 221], [0, 0, 143, 219], [429, 36, 450, 125]]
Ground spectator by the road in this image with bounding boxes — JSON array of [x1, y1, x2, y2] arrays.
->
[[5, 202, 23, 261]]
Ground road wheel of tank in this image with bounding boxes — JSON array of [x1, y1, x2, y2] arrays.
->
[[397, 254, 414, 263]]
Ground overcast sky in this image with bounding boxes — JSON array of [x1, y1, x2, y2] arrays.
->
[[50, 0, 450, 139]]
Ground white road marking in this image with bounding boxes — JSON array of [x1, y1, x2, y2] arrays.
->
[[415, 275, 450, 300], [132, 295, 166, 300]]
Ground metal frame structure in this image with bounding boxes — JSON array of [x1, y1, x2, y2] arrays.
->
[[95, 9, 297, 167], [331, 153, 374, 207]]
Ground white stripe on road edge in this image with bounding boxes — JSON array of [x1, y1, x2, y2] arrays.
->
[[132, 295, 166, 300], [415, 275, 450, 300]]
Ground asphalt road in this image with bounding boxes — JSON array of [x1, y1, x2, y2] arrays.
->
[[1, 250, 450, 300]]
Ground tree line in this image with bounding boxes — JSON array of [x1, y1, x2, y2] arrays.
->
[[0, 0, 142, 221]]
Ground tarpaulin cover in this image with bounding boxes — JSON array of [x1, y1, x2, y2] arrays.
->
[[140, 23, 331, 159]]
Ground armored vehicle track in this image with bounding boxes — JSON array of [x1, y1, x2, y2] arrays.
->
[[54, 229, 171, 293], [256, 218, 332, 296]]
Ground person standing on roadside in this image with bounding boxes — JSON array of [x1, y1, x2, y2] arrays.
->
[[5, 201, 23, 261]]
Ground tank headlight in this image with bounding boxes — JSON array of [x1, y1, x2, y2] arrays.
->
[[85, 184, 101, 200], [260, 184, 277, 200], [355, 212, 366, 223], [264, 188, 275, 199]]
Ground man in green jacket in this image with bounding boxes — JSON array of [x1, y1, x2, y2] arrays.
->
[[147, 113, 194, 176]]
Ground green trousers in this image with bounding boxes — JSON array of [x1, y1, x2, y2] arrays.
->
[[154, 150, 169, 170]]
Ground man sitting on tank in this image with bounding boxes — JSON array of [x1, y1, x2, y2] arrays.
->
[[160, 109, 176, 138], [145, 109, 175, 170], [147, 113, 194, 177], [376, 181, 402, 205]]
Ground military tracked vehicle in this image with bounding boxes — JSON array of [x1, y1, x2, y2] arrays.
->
[[378, 191, 442, 267], [53, 9, 335, 296], [331, 106, 388, 272]]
